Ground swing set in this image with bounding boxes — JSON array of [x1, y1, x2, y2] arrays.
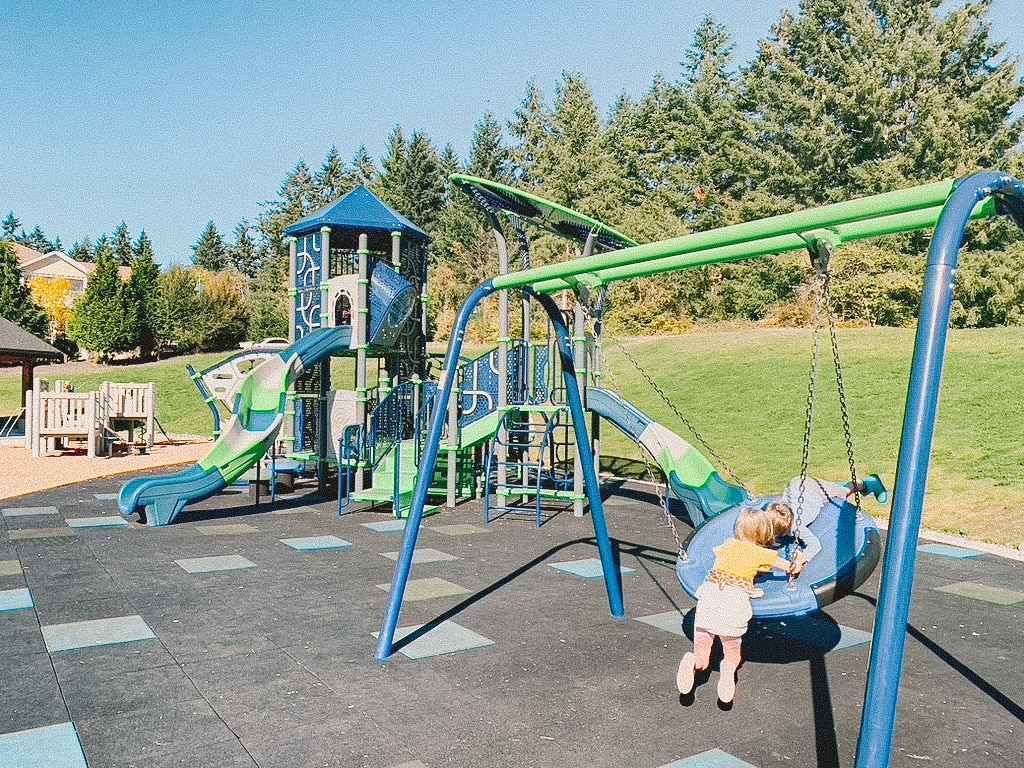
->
[[376, 171, 1024, 768]]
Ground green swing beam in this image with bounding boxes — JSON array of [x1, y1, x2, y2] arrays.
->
[[481, 177, 994, 293]]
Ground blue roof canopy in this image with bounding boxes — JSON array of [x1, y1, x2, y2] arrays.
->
[[285, 187, 431, 242]]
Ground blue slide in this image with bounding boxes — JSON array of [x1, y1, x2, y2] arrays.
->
[[586, 388, 749, 527]]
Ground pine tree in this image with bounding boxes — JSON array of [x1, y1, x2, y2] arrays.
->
[[134, 231, 155, 265], [113, 222, 135, 266], [2, 212, 19, 238], [229, 220, 261, 278], [379, 128, 446, 231], [508, 79, 553, 186], [739, 0, 1024, 208], [315, 146, 353, 206], [0, 241, 49, 337], [191, 221, 228, 271], [350, 146, 379, 188], [67, 239, 93, 263], [467, 112, 512, 182], [126, 239, 161, 359], [68, 240, 130, 357]]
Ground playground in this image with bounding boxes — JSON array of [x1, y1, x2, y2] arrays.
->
[[2, 173, 1024, 766], [0, 475, 1021, 767]]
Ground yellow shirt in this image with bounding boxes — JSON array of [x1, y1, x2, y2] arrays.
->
[[711, 539, 779, 583]]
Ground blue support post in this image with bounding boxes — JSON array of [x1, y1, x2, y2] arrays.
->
[[855, 172, 1024, 767], [375, 282, 625, 662], [530, 290, 623, 617]]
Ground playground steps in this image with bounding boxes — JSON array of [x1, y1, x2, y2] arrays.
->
[[350, 439, 439, 519]]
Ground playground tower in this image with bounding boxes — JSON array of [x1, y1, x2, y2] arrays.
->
[[284, 187, 431, 492]]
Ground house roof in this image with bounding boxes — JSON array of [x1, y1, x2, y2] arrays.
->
[[0, 318, 63, 362], [12, 242, 47, 266], [19, 249, 133, 281], [285, 187, 431, 242]]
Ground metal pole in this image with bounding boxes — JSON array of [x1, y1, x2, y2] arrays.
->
[[855, 171, 1024, 767]]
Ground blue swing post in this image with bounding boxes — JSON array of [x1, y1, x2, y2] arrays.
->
[[374, 284, 623, 662], [855, 171, 1024, 768]]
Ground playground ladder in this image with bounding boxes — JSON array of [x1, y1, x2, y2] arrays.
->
[[484, 406, 572, 527]]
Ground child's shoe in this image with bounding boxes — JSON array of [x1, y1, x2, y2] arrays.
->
[[676, 652, 696, 694], [717, 660, 737, 704]]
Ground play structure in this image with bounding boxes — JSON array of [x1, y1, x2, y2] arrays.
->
[[115, 171, 1024, 767], [370, 170, 1024, 768], [27, 379, 156, 458]]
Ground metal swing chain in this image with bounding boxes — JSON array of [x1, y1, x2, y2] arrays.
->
[[579, 288, 688, 560], [795, 241, 862, 567], [608, 334, 750, 495]]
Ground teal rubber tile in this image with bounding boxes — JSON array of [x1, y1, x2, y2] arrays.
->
[[765, 617, 872, 652], [549, 558, 635, 580], [0, 723, 88, 768], [659, 748, 758, 767], [431, 523, 488, 536], [373, 621, 494, 659], [42, 615, 156, 652], [281, 535, 353, 551], [380, 548, 458, 564], [361, 520, 407, 533], [917, 543, 985, 559], [0, 588, 33, 612], [66, 516, 129, 529], [93, 493, 119, 503], [635, 610, 687, 637], [934, 581, 1024, 605], [2, 506, 60, 517], [175, 554, 257, 573], [0, 560, 22, 578], [197, 523, 260, 535], [376, 577, 472, 601]]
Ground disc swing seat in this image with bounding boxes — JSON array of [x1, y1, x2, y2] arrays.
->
[[676, 237, 883, 619]]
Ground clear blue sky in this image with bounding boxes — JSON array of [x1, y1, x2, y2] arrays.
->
[[2, 0, 1021, 266]]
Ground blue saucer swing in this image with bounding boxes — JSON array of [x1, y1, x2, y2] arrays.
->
[[675, 239, 883, 618], [677, 495, 881, 617]]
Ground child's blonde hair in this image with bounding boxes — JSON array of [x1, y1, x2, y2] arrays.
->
[[735, 502, 794, 548]]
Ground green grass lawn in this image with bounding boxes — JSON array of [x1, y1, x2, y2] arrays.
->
[[2, 327, 1022, 546]]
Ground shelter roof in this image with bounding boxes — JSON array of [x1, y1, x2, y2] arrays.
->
[[0, 318, 63, 362], [285, 187, 430, 242]]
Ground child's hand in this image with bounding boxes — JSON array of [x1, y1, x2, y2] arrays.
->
[[790, 552, 807, 577]]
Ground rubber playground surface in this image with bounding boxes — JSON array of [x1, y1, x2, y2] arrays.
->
[[1, 472, 1021, 768]]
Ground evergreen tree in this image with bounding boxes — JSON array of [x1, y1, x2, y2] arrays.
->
[[2, 212, 19, 238], [0, 241, 49, 337], [68, 240, 131, 357], [113, 222, 135, 266], [378, 128, 446, 231], [467, 111, 512, 182], [69, 238, 94, 263], [17, 225, 57, 254], [315, 145, 352, 206], [229, 220, 261, 278], [134, 231, 155, 265], [739, 0, 1023, 208], [508, 79, 553, 186], [350, 145, 379, 188], [191, 221, 228, 271], [126, 239, 161, 359]]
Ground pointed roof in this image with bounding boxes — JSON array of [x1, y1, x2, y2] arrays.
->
[[285, 187, 430, 242], [0, 318, 63, 362]]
